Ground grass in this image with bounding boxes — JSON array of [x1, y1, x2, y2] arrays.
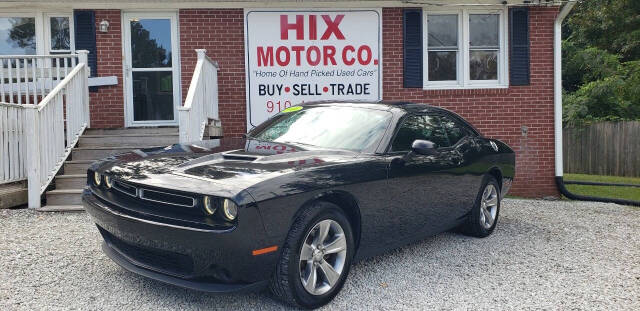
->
[[564, 173, 640, 202]]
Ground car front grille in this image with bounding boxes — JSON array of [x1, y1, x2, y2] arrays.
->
[[112, 180, 137, 197], [111, 180, 196, 208]]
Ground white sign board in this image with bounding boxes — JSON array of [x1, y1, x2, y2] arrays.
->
[[244, 9, 382, 129]]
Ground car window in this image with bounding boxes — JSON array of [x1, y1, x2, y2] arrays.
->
[[391, 114, 450, 151], [439, 115, 468, 146]]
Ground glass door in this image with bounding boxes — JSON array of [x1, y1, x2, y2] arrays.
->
[[123, 13, 180, 126]]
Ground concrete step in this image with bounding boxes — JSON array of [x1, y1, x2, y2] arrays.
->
[[84, 127, 178, 136], [63, 160, 94, 175], [46, 189, 83, 205], [78, 133, 178, 147], [0, 182, 28, 209], [37, 205, 84, 212], [55, 174, 86, 189], [71, 146, 162, 161]]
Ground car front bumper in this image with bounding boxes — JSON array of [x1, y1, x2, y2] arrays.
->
[[82, 189, 278, 293]]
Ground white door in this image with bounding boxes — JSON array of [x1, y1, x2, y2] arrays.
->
[[123, 12, 180, 126]]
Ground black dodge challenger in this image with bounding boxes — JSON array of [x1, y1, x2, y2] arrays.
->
[[83, 102, 515, 308]]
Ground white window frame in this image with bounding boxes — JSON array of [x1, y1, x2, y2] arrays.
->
[[0, 11, 74, 56], [422, 7, 509, 90], [44, 13, 75, 54]]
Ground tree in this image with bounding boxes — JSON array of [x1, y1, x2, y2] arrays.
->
[[562, 0, 640, 126]]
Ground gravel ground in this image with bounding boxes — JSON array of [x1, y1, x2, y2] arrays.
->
[[1, 199, 639, 310]]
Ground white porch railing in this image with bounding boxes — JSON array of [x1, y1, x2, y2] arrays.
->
[[1, 53, 83, 105], [179, 49, 219, 143], [0, 51, 90, 208]]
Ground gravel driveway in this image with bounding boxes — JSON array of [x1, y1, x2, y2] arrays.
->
[[1, 199, 638, 310]]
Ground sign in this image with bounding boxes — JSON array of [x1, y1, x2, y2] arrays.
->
[[244, 9, 382, 128]]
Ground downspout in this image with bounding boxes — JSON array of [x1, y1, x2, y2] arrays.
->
[[553, 1, 640, 207], [554, 0, 576, 180]]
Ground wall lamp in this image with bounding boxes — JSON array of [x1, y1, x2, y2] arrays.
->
[[99, 20, 110, 33]]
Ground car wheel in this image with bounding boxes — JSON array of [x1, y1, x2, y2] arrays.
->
[[269, 201, 354, 309], [460, 176, 501, 238]]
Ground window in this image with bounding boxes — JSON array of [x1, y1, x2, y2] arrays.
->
[[0, 16, 36, 55], [424, 8, 507, 89], [427, 15, 458, 82], [391, 115, 449, 152], [469, 14, 499, 80], [47, 15, 73, 53], [439, 115, 468, 146], [0, 12, 74, 56]]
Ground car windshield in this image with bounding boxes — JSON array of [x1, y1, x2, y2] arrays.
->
[[249, 106, 392, 152]]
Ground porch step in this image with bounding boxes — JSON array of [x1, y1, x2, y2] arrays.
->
[[45, 189, 83, 205], [0, 182, 28, 209], [84, 127, 178, 135], [63, 160, 94, 175], [78, 133, 178, 147], [41, 127, 181, 211], [72, 146, 165, 161], [55, 174, 87, 189]]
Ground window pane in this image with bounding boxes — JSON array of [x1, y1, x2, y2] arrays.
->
[[133, 71, 175, 121], [470, 50, 498, 80], [130, 19, 172, 68], [440, 116, 466, 145], [469, 14, 499, 48], [392, 115, 449, 151], [0, 17, 36, 55], [428, 51, 457, 81], [427, 15, 458, 49], [50, 17, 70, 51]]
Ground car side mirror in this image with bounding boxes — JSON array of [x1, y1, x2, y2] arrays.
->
[[411, 139, 438, 156]]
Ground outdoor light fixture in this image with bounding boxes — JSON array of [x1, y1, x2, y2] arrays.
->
[[99, 20, 109, 33]]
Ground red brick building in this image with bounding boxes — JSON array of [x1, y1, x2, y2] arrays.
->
[[1, 1, 567, 198]]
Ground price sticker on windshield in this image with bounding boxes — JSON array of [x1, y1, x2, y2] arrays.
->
[[282, 106, 303, 113]]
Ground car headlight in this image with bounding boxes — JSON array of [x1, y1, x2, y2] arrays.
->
[[104, 175, 113, 189], [93, 172, 102, 186], [203, 196, 216, 215], [222, 199, 238, 221]]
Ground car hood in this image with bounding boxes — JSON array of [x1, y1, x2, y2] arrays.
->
[[92, 138, 360, 197]]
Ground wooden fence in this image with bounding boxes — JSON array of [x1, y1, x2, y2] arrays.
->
[[563, 121, 640, 177]]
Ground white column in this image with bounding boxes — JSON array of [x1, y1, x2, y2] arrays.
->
[[76, 50, 91, 128]]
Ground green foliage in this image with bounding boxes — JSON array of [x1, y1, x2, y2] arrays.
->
[[562, 0, 640, 125], [564, 61, 640, 127], [565, 0, 640, 62], [562, 42, 621, 92]]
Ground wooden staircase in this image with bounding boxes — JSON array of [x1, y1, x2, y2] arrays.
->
[[39, 127, 179, 212]]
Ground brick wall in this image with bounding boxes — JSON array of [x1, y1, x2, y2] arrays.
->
[[382, 7, 559, 197], [90, 10, 125, 128], [179, 9, 247, 137]]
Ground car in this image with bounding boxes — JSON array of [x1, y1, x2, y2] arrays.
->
[[83, 101, 515, 309]]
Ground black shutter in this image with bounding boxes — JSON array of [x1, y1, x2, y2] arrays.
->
[[403, 9, 423, 88], [74, 10, 97, 78], [509, 7, 530, 86]]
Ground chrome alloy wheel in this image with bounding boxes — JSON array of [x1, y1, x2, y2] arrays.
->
[[299, 219, 347, 296], [480, 184, 499, 229]]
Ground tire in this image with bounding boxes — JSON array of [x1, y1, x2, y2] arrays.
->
[[460, 176, 501, 238], [269, 201, 355, 309]]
